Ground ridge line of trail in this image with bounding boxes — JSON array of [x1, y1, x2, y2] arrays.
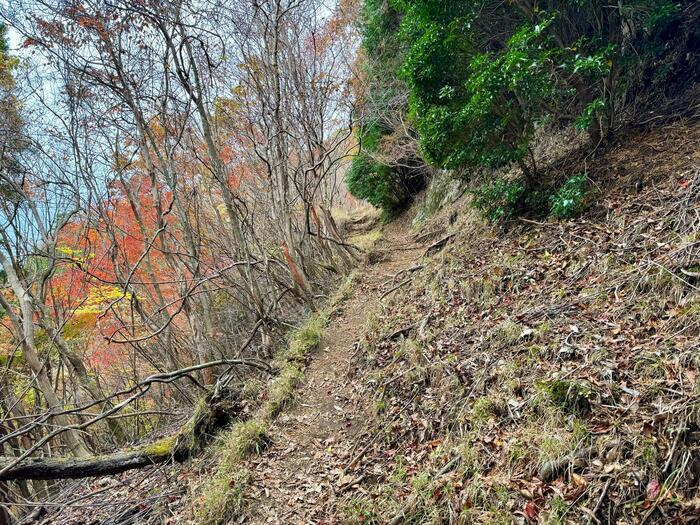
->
[[243, 217, 426, 524]]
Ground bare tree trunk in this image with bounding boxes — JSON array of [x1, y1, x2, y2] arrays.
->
[[0, 261, 90, 458]]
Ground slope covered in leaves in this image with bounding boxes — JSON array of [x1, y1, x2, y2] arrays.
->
[[335, 119, 700, 524]]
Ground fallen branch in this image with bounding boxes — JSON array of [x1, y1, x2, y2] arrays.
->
[[539, 440, 621, 482], [0, 448, 179, 481], [0, 393, 240, 481], [413, 229, 444, 244], [0, 357, 272, 460], [382, 264, 425, 287], [424, 233, 456, 256], [680, 267, 700, 278], [593, 477, 612, 520], [379, 278, 411, 301], [538, 446, 595, 482]]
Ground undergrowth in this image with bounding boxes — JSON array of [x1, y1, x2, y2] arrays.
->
[[470, 171, 591, 223]]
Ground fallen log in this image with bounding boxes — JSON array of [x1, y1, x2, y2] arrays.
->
[[0, 393, 240, 481], [0, 447, 176, 481]]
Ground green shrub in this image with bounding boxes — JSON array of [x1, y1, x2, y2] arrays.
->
[[346, 1, 427, 216], [471, 178, 524, 222], [549, 174, 589, 219], [346, 154, 400, 214], [366, 0, 697, 219], [574, 97, 606, 131], [398, 5, 564, 177], [471, 172, 590, 223]]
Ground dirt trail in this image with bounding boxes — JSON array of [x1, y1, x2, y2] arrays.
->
[[244, 212, 428, 524]]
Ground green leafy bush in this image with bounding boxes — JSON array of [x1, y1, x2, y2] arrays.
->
[[355, 0, 697, 220], [346, 123, 426, 216], [575, 98, 606, 131], [345, 1, 427, 216], [471, 172, 589, 222], [471, 178, 524, 223], [549, 174, 589, 219], [645, 1, 681, 30], [346, 154, 402, 215], [397, 5, 569, 180]]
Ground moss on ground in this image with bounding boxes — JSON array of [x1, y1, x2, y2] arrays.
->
[[348, 229, 383, 251]]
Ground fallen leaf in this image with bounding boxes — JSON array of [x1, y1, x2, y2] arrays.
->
[[647, 478, 661, 500], [572, 473, 587, 487], [523, 501, 539, 520], [520, 327, 536, 338]]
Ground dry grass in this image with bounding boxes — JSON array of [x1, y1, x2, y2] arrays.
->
[[348, 229, 383, 252]]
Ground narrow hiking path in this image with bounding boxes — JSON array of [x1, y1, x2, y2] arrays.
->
[[243, 212, 428, 524]]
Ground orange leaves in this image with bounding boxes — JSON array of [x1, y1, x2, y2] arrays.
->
[[35, 19, 69, 46], [76, 15, 105, 34], [48, 170, 184, 365], [21, 37, 40, 49], [63, 3, 109, 40], [219, 144, 235, 166]]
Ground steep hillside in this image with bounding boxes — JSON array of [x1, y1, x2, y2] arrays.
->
[[4, 1, 700, 524], [331, 119, 700, 524]]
